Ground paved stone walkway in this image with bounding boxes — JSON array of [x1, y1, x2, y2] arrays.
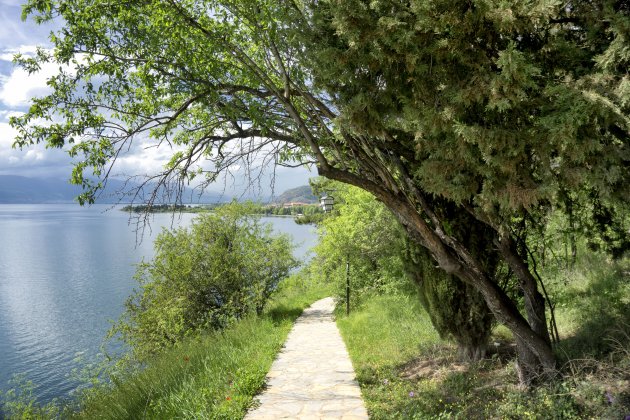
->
[[245, 297, 369, 419]]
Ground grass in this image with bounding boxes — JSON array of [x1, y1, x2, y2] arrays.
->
[[336, 255, 630, 419], [336, 293, 447, 419], [2, 274, 331, 419], [79, 317, 286, 419], [5, 251, 628, 419], [549, 254, 630, 360]]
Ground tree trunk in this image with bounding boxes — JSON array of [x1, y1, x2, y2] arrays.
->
[[498, 236, 551, 347], [390, 194, 556, 381], [455, 263, 556, 379], [403, 233, 494, 364], [458, 343, 487, 362], [320, 166, 557, 384]]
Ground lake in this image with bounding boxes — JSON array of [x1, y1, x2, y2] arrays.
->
[[0, 204, 318, 406]]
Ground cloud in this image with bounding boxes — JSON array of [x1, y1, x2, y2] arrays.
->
[[0, 62, 60, 108], [0, 45, 39, 62], [0, 45, 66, 108], [0, 4, 57, 50], [0, 121, 73, 179], [0, 4, 60, 109], [0, 109, 24, 119], [0, 0, 26, 6], [111, 138, 183, 178]]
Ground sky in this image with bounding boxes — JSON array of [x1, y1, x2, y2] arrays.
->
[[0, 0, 313, 199]]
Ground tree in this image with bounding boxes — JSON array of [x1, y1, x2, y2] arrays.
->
[[13, 0, 629, 383], [313, 182, 409, 299], [315, 181, 495, 361], [111, 203, 297, 359], [402, 209, 498, 362]]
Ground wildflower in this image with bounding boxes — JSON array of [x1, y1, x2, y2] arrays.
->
[[605, 391, 614, 404], [409, 391, 415, 398], [383, 379, 389, 385], [226, 396, 231, 401]]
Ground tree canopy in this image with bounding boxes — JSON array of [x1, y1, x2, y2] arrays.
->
[[13, 0, 630, 383]]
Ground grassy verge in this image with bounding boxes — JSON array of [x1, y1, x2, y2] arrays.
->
[[3, 275, 331, 419], [337, 257, 630, 419], [78, 276, 331, 419], [336, 293, 447, 418]]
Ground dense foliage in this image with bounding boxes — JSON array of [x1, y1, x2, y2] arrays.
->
[[313, 181, 494, 360], [313, 183, 408, 299], [13, 0, 630, 382], [404, 241, 495, 361], [257, 203, 322, 217], [110, 203, 298, 359]]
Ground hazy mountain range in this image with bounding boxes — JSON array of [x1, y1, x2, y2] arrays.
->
[[0, 175, 229, 204], [271, 185, 318, 204], [0, 175, 316, 204]]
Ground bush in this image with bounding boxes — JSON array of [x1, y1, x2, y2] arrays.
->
[[110, 203, 298, 359], [404, 241, 495, 361], [312, 183, 410, 304]]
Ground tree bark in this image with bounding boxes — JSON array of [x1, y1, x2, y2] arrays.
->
[[498, 236, 551, 347], [458, 343, 487, 362], [379, 187, 557, 378], [319, 165, 556, 383]]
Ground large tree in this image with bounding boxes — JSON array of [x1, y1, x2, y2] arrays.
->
[[12, 0, 629, 383]]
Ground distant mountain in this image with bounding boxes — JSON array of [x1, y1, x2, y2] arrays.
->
[[273, 185, 317, 204], [0, 175, 229, 204], [0, 175, 81, 204]]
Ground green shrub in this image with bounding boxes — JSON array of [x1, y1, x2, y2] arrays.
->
[[110, 202, 298, 359], [312, 183, 411, 305], [73, 274, 331, 419]]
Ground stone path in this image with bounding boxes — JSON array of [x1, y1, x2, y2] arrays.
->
[[245, 297, 369, 419]]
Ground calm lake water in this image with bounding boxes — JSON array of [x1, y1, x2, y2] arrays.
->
[[0, 204, 317, 406]]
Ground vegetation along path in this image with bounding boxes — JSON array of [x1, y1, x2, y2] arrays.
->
[[245, 297, 368, 419]]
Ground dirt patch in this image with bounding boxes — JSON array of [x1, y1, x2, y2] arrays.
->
[[400, 356, 468, 381], [399, 339, 517, 381], [487, 339, 517, 362]]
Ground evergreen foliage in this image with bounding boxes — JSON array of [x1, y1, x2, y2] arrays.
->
[[404, 241, 495, 362]]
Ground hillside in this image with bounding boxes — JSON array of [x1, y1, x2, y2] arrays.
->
[[272, 185, 317, 204], [0, 175, 228, 204], [0, 175, 81, 204]]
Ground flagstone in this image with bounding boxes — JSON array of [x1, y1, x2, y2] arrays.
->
[[245, 297, 368, 419]]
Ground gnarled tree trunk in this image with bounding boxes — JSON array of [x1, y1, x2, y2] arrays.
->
[[321, 166, 556, 384], [403, 225, 495, 363]]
